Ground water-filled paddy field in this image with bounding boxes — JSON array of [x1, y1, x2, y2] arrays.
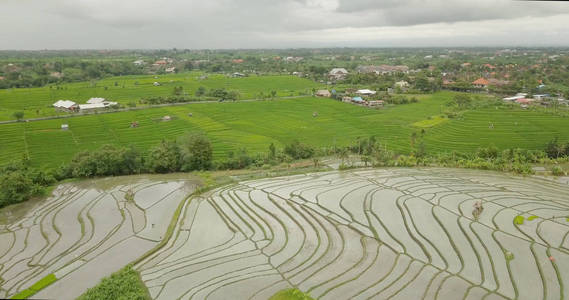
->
[[137, 168, 569, 300], [2, 168, 569, 299]]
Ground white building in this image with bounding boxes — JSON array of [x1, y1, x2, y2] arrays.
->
[[395, 81, 410, 88], [53, 100, 77, 110], [87, 97, 106, 104], [79, 103, 106, 111], [329, 68, 349, 80], [356, 89, 377, 96]]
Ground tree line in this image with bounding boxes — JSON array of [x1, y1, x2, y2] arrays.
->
[[2, 134, 568, 209]]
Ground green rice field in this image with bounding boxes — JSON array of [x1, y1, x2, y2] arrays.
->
[[1, 91, 569, 169], [0, 72, 321, 121]]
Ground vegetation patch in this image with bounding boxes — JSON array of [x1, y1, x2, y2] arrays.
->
[[412, 115, 448, 128], [514, 215, 525, 225], [10, 274, 57, 299], [527, 215, 538, 221], [76, 265, 150, 300], [269, 289, 315, 300]]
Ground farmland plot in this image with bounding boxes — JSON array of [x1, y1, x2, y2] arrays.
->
[[0, 176, 197, 300], [138, 168, 569, 300]]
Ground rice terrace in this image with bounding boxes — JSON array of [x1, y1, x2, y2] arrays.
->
[[2, 169, 569, 299], [3, 3, 569, 299]]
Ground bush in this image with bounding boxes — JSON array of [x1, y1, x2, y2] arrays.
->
[[284, 140, 314, 159], [551, 166, 565, 176], [68, 145, 144, 178], [77, 265, 150, 300], [269, 289, 314, 300], [0, 161, 54, 208]]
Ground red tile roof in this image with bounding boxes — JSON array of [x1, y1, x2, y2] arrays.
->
[[472, 78, 489, 86]]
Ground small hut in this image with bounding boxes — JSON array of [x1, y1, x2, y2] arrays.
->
[[162, 115, 172, 121], [61, 124, 69, 130]]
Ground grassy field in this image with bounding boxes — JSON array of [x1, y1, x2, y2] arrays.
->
[[0, 72, 322, 121], [1, 91, 569, 169]]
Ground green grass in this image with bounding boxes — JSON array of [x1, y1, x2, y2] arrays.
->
[[527, 215, 538, 221], [1, 91, 569, 169], [0, 72, 322, 121], [76, 265, 150, 300], [10, 273, 57, 299], [269, 289, 314, 300]]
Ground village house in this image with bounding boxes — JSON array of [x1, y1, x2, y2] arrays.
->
[[165, 67, 176, 73], [328, 68, 349, 80], [472, 78, 489, 89], [503, 94, 526, 102], [78, 103, 106, 111], [153, 82, 161, 86], [285, 57, 304, 63], [133, 60, 145, 66], [78, 98, 118, 111], [356, 65, 409, 75], [315, 90, 331, 97], [488, 78, 510, 86], [533, 94, 550, 101], [515, 98, 534, 105], [87, 97, 106, 104], [53, 100, 77, 111], [394, 81, 410, 89], [356, 89, 377, 96], [342, 96, 352, 103], [367, 100, 384, 107], [352, 96, 364, 103], [232, 72, 246, 78], [152, 60, 168, 67]]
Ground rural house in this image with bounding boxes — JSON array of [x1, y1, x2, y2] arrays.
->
[[472, 78, 489, 89], [394, 81, 410, 89], [357, 65, 409, 75], [87, 97, 106, 104], [315, 90, 331, 97], [368, 100, 384, 107], [165, 67, 176, 73], [328, 68, 349, 80], [356, 89, 377, 96], [53, 100, 77, 111]]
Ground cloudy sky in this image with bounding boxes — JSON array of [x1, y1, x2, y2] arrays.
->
[[1, 0, 569, 49]]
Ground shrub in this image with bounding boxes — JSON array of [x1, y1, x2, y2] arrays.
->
[[514, 215, 525, 225], [69, 145, 144, 178], [77, 265, 150, 300], [0, 161, 54, 208], [269, 288, 314, 300], [551, 166, 565, 176], [284, 140, 314, 159]]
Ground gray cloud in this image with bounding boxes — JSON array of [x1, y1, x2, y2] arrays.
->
[[1, 0, 569, 49]]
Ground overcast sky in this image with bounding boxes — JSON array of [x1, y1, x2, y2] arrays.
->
[[1, 0, 569, 49]]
